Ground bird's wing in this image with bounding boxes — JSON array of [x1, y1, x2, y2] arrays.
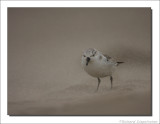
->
[[104, 54, 111, 60], [104, 54, 117, 65]]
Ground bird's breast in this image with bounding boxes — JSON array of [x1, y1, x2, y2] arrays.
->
[[83, 60, 114, 78]]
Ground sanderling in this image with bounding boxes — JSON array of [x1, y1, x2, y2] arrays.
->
[[81, 48, 124, 91]]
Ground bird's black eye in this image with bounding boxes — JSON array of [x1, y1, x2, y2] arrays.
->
[[83, 55, 86, 57]]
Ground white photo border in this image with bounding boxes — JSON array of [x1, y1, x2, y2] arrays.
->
[[1, 1, 159, 124]]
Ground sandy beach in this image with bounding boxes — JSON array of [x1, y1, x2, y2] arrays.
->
[[8, 8, 151, 116]]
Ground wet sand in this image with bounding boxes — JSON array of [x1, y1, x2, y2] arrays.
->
[[8, 8, 152, 116]]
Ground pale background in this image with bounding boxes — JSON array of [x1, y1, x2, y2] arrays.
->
[[8, 8, 151, 115]]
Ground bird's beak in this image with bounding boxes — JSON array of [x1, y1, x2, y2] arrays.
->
[[86, 57, 90, 66]]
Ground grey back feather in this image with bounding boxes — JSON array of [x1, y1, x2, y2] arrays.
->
[[104, 54, 123, 65]]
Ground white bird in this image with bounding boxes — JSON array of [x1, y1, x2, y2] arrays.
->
[[81, 48, 124, 91]]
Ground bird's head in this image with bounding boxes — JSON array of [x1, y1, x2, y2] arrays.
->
[[82, 48, 98, 66]]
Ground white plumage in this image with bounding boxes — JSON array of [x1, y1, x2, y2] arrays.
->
[[81, 48, 123, 91]]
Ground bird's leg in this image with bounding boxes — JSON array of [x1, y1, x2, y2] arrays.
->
[[110, 76, 113, 89], [97, 77, 101, 91]]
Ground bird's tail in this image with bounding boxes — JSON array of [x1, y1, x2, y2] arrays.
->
[[117, 62, 124, 65]]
